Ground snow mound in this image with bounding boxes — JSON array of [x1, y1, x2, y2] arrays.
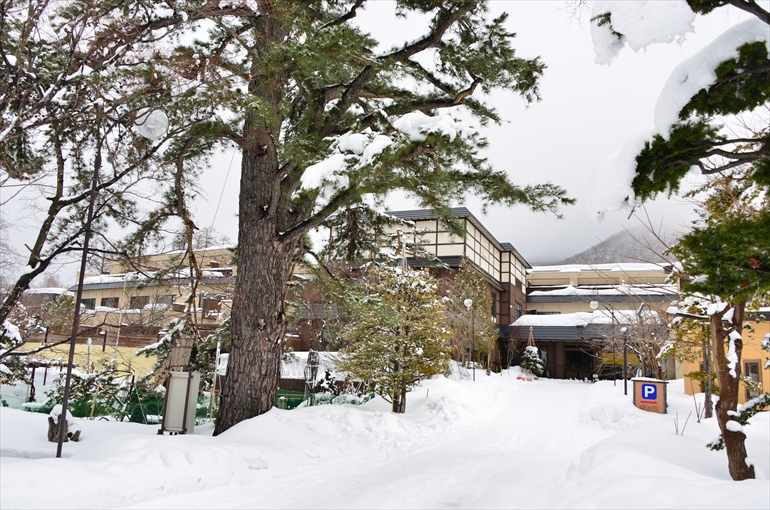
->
[[552, 414, 769, 508]]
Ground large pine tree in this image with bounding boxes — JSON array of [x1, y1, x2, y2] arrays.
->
[[160, 0, 572, 433]]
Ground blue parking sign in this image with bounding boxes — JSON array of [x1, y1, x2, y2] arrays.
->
[[641, 383, 657, 401]]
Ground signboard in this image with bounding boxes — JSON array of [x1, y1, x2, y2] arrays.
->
[[632, 379, 668, 414]]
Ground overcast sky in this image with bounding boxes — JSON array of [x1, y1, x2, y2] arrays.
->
[[4, 1, 757, 284]]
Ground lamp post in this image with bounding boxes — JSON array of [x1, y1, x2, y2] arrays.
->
[[464, 298, 475, 382], [620, 326, 628, 396], [590, 300, 615, 384]]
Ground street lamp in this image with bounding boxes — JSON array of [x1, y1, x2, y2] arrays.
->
[[620, 326, 628, 396], [464, 298, 475, 382], [591, 300, 618, 385]]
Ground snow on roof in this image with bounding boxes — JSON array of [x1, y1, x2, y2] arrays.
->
[[528, 263, 667, 274], [511, 309, 654, 328], [79, 268, 231, 288], [528, 284, 677, 298], [24, 287, 72, 295]]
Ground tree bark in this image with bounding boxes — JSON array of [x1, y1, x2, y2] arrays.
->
[[710, 301, 755, 480], [213, 142, 299, 434], [702, 335, 714, 419]]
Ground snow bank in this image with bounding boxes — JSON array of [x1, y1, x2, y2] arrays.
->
[[1, 375, 767, 509], [553, 412, 769, 508]]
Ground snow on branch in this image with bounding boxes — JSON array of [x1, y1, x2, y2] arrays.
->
[[654, 18, 769, 138], [591, 1, 695, 65]]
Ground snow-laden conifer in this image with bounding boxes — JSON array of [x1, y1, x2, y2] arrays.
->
[[337, 265, 452, 413]]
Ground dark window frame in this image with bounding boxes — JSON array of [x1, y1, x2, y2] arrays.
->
[[129, 295, 150, 310], [100, 297, 119, 308]]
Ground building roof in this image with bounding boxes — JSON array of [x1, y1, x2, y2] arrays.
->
[[386, 207, 531, 268], [501, 309, 664, 342], [69, 270, 235, 292], [527, 284, 678, 304], [528, 263, 672, 274]]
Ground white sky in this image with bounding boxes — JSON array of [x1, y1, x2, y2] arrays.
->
[[3, 1, 758, 283]]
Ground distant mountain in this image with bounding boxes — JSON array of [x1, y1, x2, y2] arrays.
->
[[552, 227, 680, 266]]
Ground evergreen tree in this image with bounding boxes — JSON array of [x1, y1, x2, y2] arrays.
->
[[337, 265, 452, 413], [590, 2, 769, 203], [520, 345, 545, 377], [668, 171, 770, 480], [444, 258, 498, 368], [590, 1, 769, 481]]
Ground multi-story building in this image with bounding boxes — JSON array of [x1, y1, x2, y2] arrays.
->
[[505, 263, 679, 380], [386, 208, 530, 327]]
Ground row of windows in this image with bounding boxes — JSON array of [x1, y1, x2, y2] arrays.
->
[[403, 220, 527, 288], [80, 294, 176, 310]]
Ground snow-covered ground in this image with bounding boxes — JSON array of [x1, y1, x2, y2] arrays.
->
[[1, 370, 768, 509]]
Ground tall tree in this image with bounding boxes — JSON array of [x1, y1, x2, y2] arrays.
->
[[167, 0, 573, 433], [669, 172, 769, 480], [587, 0, 769, 481], [4, 0, 574, 432]]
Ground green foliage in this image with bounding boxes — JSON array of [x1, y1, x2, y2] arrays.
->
[[672, 176, 770, 301], [633, 121, 724, 202], [321, 206, 415, 264], [137, 314, 196, 383], [521, 345, 545, 376], [680, 42, 770, 120], [686, 0, 732, 15], [45, 360, 125, 419], [337, 265, 452, 411], [444, 258, 498, 363]]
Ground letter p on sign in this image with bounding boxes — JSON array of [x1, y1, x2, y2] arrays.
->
[[642, 383, 657, 400]]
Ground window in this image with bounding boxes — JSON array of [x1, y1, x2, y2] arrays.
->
[[129, 296, 149, 309], [515, 302, 523, 320], [744, 362, 761, 399], [157, 294, 176, 305], [100, 297, 119, 308], [81, 298, 96, 310]]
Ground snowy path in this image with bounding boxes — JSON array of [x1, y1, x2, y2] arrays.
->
[[128, 378, 629, 509], [2, 373, 768, 509]]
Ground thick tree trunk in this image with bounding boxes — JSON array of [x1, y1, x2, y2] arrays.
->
[[710, 302, 755, 480], [213, 137, 298, 435]]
